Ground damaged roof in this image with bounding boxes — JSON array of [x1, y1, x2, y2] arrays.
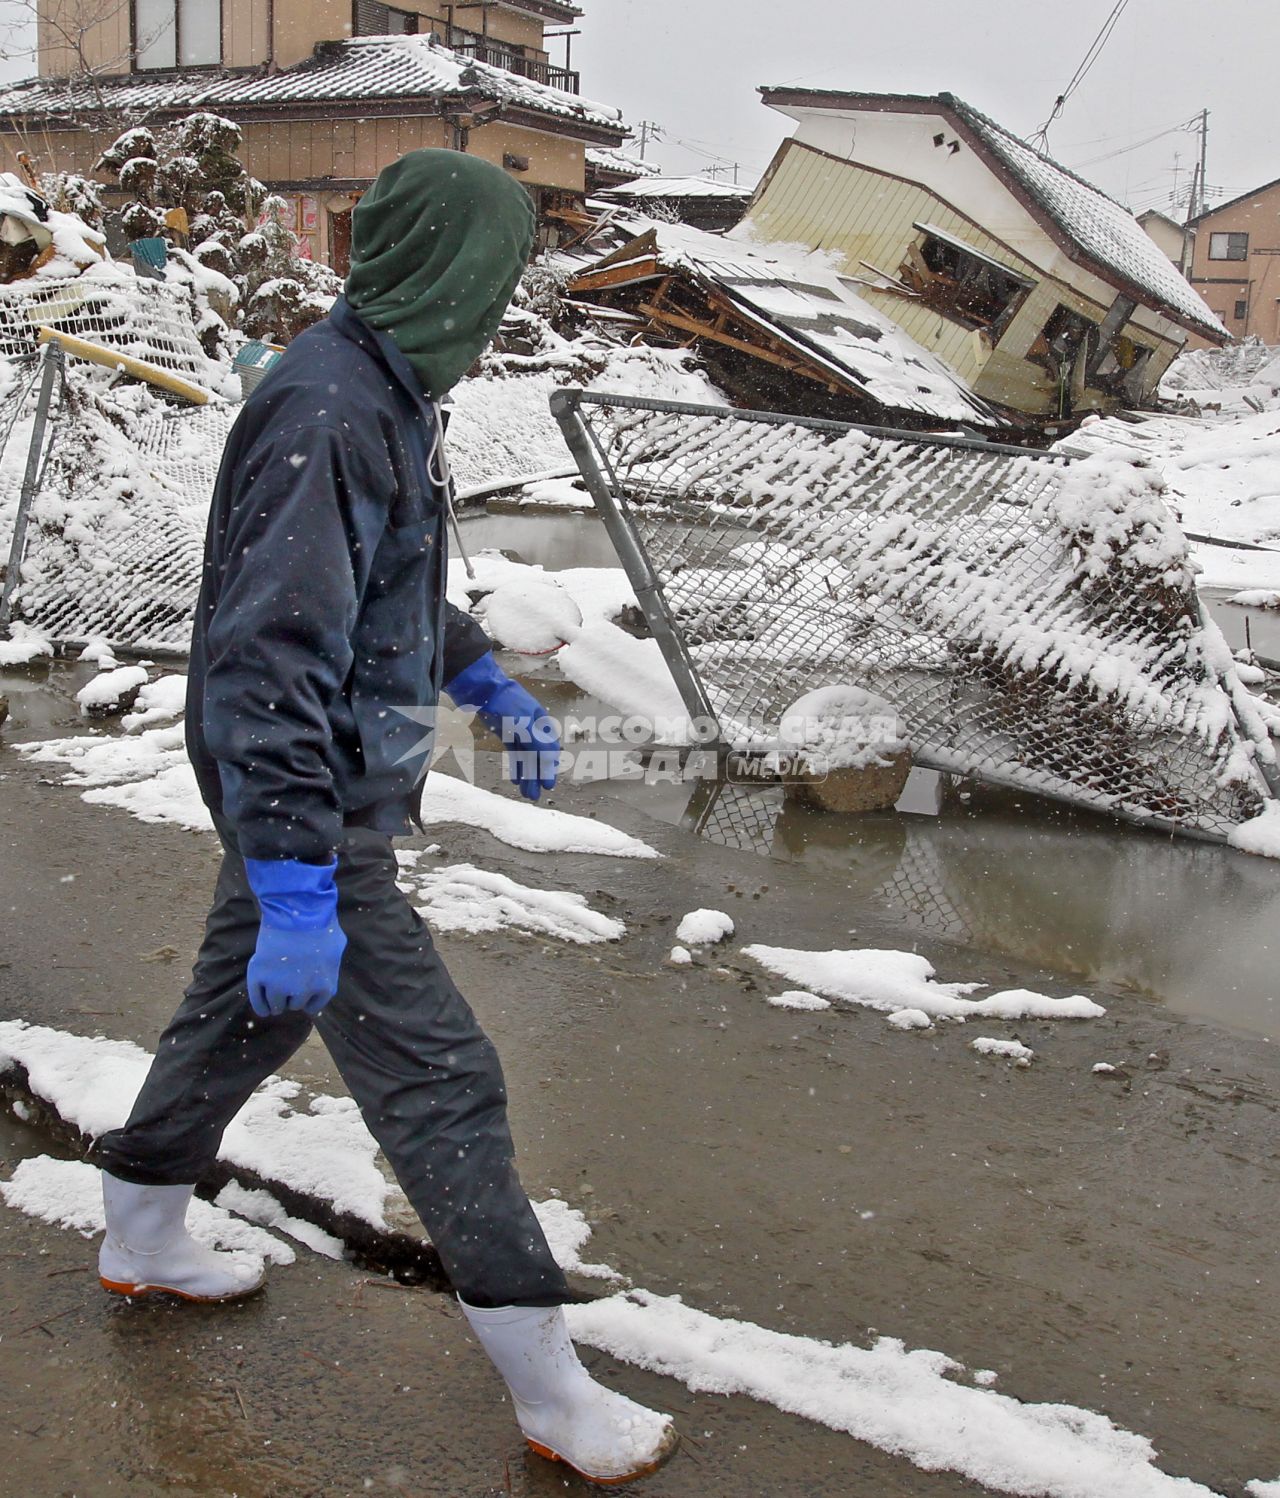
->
[[758, 87, 1226, 343], [595, 175, 754, 202], [569, 218, 1000, 427], [0, 34, 625, 140]]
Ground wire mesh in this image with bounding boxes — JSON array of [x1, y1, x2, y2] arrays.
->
[[0, 361, 236, 651], [556, 390, 1277, 843], [0, 271, 221, 388]]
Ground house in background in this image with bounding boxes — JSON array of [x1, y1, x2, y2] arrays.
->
[[0, 0, 627, 270], [1186, 177, 1280, 345], [1137, 208, 1188, 269], [741, 89, 1227, 426]]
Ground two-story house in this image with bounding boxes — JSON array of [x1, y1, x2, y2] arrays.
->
[[741, 89, 1227, 422], [0, 1, 626, 269], [1187, 178, 1280, 346]]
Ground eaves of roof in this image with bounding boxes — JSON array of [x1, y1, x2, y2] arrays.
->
[[0, 34, 626, 144], [757, 85, 1227, 345]]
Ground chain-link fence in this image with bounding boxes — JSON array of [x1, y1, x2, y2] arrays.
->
[[553, 389, 1279, 844], [0, 346, 236, 651], [0, 271, 223, 391]]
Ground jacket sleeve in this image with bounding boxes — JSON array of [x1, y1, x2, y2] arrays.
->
[[201, 423, 394, 864], [442, 598, 491, 685]]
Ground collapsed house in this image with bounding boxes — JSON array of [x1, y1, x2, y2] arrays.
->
[[566, 218, 1001, 429], [739, 89, 1228, 428], [590, 175, 753, 232]]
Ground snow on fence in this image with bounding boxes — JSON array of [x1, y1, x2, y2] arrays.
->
[[0, 269, 223, 392], [0, 350, 236, 651], [552, 389, 1279, 844]]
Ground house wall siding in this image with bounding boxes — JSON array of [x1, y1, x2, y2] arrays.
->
[[225, 0, 271, 68], [39, 1, 131, 77], [1187, 181, 1280, 345]]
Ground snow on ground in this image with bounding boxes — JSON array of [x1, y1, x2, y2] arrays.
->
[[1227, 801, 1280, 860], [742, 946, 1105, 1027], [121, 673, 188, 731], [416, 775, 658, 858], [213, 1181, 345, 1260], [395, 853, 625, 943], [675, 908, 735, 945], [1246, 1480, 1280, 1497], [970, 1037, 1035, 1066], [567, 1291, 1222, 1498], [1064, 348, 1280, 593], [74, 663, 148, 714], [15, 720, 213, 831], [0, 627, 52, 666], [0, 1017, 1228, 1498], [766, 991, 832, 1012]]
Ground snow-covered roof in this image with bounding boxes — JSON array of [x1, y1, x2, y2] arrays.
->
[[577, 217, 999, 427], [0, 35, 625, 138], [586, 147, 661, 179], [758, 88, 1226, 343], [597, 175, 754, 201]]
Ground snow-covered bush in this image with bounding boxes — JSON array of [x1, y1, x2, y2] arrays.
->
[[240, 196, 341, 344]]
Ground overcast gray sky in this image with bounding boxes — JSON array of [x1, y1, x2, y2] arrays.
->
[[574, 0, 1279, 215], [0, 1, 1274, 216]]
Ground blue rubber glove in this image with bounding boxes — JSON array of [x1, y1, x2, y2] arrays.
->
[[445, 652, 560, 801], [244, 858, 347, 1018]]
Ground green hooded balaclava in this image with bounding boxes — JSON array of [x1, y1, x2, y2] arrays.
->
[[344, 149, 536, 399]]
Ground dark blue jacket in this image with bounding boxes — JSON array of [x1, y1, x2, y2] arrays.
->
[[186, 298, 490, 863]]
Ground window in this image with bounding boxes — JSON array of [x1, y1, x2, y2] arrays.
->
[[898, 225, 1033, 337], [1208, 231, 1249, 261], [135, 0, 221, 68], [1234, 299, 1248, 320], [354, 1, 420, 36]]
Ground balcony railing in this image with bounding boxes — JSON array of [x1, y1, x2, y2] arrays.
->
[[450, 37, 580, 94]]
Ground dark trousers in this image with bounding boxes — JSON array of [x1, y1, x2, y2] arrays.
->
[[96, 821, 568, 1308]]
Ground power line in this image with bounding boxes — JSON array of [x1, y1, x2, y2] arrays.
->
[[1029, 0, 1134, 152]]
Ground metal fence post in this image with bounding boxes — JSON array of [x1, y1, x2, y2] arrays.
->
[[550, 388, 721, 742], [0, 339, 62, 635]]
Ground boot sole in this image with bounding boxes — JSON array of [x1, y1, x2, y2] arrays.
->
[[525, 1429, 680, 1487], [100, 1274, 265, 1304]]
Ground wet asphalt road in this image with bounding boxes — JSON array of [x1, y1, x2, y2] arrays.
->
[[1, 670, 1278, 1497]]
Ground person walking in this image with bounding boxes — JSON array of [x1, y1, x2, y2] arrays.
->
[[92, 149, 677, 1488]]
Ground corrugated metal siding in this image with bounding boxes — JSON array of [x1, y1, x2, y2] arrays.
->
[[746, 143, 1048, 386], [748, 142, 1180, 411]]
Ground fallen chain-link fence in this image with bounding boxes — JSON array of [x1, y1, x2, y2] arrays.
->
[[0, 270, 225, 392], [0, 344, 237, 651], [553, 389, 1279, 844]]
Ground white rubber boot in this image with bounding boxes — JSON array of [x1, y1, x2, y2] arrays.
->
[[98, 1173, 266, 1303], [461, 1300, 678, 1486]]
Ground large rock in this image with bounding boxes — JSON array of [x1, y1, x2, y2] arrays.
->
[[785, 748, 913, 813]]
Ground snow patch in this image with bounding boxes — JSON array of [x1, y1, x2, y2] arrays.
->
[[766, 991, 831, 1012], [567, 1289, 1222, 1498], [742, 946, 1105, 1025], [75, 664, 148, 714], [675, 908, 735, 946], [1227, 802, 1280, 859], [399, 858, 624, 943], [417, 774, 659, 859], [970, 1037, 1035, 1066]]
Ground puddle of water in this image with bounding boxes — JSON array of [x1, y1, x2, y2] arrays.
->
[[460, 508, 615, 570], [1200, 587, 1280, 667], [620, 770, 1280, 1042], [475, 523, 1280, 1042]]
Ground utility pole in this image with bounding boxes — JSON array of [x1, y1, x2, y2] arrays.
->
[[1196, 108, 1209, 220], [636, 120, 662, 159]]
